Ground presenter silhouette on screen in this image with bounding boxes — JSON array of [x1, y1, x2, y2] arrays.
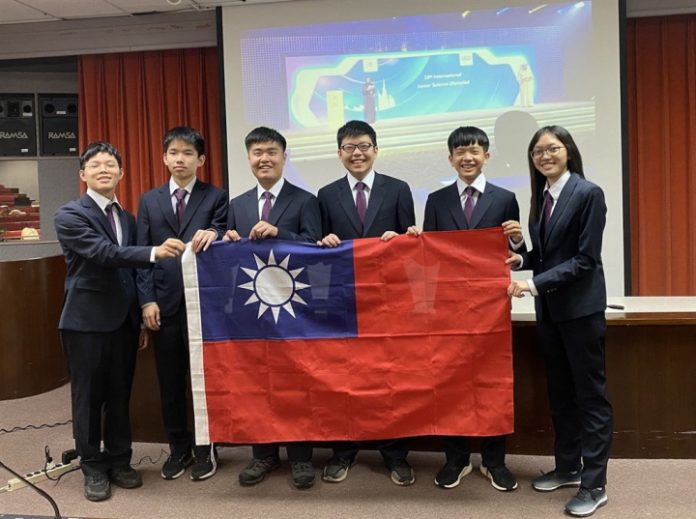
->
[[362, 77, 376, 123]]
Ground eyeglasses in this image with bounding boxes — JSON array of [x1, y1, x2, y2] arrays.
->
[[530, 145, 565, 159], [340, 143, 373, 153]]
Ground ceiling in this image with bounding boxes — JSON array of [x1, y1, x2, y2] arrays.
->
[[1, 0, 695, 26], [0, 0, 294, 25]]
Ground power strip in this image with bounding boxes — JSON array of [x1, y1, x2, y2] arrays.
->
[[0, 460, 80, 493]]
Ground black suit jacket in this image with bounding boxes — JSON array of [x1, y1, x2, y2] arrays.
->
[[227, 180, 321, 242], [55, 195, 152, 332], [423, 180, 521, 233], [317, 172, 415, 239], [521, 173, 607, 322], [136, 179, 228, 317]]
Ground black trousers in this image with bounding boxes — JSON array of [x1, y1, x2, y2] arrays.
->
[[332, 440, 408, 467], [252, 443, 312, 462], [537, 311, 613, 489], [443, 435, 507, 467], [61, 321, 137, 476], [153, 305, 196, 454]]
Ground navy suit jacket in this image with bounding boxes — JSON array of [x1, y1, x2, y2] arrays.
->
[[317, 172, 415, 239], [136, 179, 228, 317], [227, 180, 321, 242], [423, 180, 521, 233], [521, 173, 607, 323], [55, 195, 152, 333]]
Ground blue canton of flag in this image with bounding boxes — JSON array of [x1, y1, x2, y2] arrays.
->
[[194, 239, 358, 341]]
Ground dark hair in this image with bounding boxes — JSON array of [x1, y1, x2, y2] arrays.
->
[[527, 125, 585, 223], [447, 126, 490, 153], [163, 126, 205, 156], [245, 126, 287, 152], [80, 141, 122, 169], [336, 120, 377, 148]]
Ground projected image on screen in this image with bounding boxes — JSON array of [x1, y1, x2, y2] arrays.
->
[[241, 3, 592, 136], [239, 2, 593, 192], [286, 48, 532, 128]]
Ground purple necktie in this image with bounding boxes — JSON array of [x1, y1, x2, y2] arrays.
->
[[463, 186, 476, 225], [261, 191, 273, 221], [174, 188, 187, 225], [543, 190, 554, 226], [105, 202, 118, 238], [356, 182, 367, 224]]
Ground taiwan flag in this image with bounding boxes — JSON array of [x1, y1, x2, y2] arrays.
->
[[182, 229, 513, 444]]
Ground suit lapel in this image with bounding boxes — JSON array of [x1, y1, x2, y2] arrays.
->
[[469, 183, 495, 229], [244, 188, 260, 227], [337, 177, 362, 236], [156, 184, 179, 235], [445, 182, 467, 230], [119, 208, 130, 245], [81, 195, 117, 243], [269, 181, 294, 225], [362, 173, 385, 237], [544, 173, 578, 244]]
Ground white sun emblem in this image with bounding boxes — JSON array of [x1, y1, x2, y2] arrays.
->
[[238, 250, 310, 323]]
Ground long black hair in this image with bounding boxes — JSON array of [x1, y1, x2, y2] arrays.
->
[[527, 125, 585, 223]]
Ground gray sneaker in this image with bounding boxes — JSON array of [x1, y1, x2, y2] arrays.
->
[[238, 456, 280, 486], [389, 460, 415, 486], [565, 487, 608, 517], [532, 469, 581, 492], [322, 456, 355, 483], [290, 461, 315, 489]]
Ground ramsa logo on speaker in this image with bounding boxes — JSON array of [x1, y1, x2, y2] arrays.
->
[[48, 131, 77, 139], [0, 131, 29, 139]]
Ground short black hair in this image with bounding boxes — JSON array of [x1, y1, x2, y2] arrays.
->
[[245, 126, 287, 152], [447, 126, 490, 153], [337, 120, 377, 148], [163, 126, 205, 156], [80, 141, 122, 169]]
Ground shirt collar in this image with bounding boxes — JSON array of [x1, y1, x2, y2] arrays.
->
[[87, 188, 120, 212], [457, 172, 487, 197], [169, 177, 197, 196], [346, 170, 375, 192], [257, 177, 285, 200], [544, 170, 571, 200]]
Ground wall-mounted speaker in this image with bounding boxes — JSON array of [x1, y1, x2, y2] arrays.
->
[[39, 95, 78, 156], [0, 95, 37, 156]]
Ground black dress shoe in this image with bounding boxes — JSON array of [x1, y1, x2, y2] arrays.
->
[[84, 472, 111, 502], [109, 466, 143, 489]]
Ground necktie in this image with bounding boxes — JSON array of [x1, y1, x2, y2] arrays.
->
[[105, 202, 118, 237], [174, 188, 187, 225], [261, 191, 273, 221], [463, 186, 476, 225], [543, 190, 554, 226], [356, 182, 367, 224]]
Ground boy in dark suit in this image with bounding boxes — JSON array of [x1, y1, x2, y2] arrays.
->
[[226, 126, 321, 489], [419, 126, 523, 492], [317, 120, 416, 486], [137, 127, 228, 482], [55, 141, 185, 501]]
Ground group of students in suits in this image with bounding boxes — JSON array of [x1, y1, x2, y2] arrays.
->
[[54, 121, 612, 517]]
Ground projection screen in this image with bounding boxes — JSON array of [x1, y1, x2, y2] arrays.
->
[[221, 0, 624, 296]]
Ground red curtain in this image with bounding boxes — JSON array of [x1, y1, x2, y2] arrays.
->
[[627, 15, 696, 295], [78, 48, 224, 214]]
